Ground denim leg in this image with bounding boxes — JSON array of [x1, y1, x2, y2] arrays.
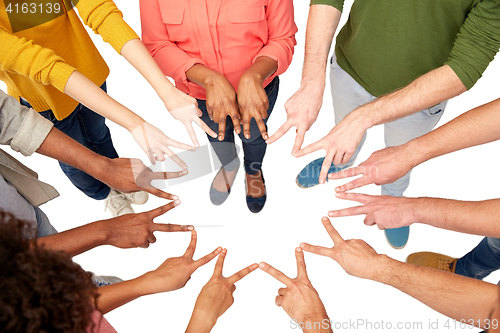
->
[[455, 237, 500, 280], [33, 206, 58, 237], [198, 99, 239, 172], [382, 101, 447, 197], [22, 83, 116, 200], [237, 76, 280, 175]]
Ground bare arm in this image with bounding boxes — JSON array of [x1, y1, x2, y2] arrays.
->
[[332, 98, 500, 193], [301, 217, 498, 330], [268, 5, 341, 153]]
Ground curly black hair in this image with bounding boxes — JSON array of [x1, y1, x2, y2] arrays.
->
[[0, 211, 98, 333]]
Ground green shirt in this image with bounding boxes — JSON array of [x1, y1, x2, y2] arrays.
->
[[310, 0, 500, 97]]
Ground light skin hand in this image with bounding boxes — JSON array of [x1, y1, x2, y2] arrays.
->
[[170, 104, 217, 148], [186, 249, 258, 333], [130, 122, 192, 167], [294, 112, 369, 185], [329, 144, 418, 192], [237, 56, 278, 140], [100, 201, 191, 249], [186, 64, 241, 141], [260, 248, 332, 332], [329, 193, 420, 230], [301, 217, 387, 280], [140, 230, 222, 295]]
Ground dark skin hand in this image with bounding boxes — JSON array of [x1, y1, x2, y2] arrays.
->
[[237, 56, 278, 140], [186, 64, 241, 141]]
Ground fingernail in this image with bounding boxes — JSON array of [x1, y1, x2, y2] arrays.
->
[[322, 216, 328, 221], [296, 247, 302, 252], [335, 193, 340, 198], [181, 170, 188, 175], [182, 164, 188, 169], [259, 262, 266, 269], [174, 200, 181, 205], [335, 187, 339, 191], [173, 195, 179, 200], [188, 226, 194, 230], [217, 246, 222, 252], [328, 212, 334, 217], [264, 134, 269, 140], [300, 243, 306, 248], [291, 151, 296, 156]]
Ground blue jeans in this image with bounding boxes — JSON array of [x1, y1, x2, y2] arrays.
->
[[20, 82, 118, 200], [198, 76, 279, 175], [456, 237, 500, 280]]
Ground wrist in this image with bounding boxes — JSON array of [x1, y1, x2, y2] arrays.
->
[[373, 255, 399, 284], [241, 69, 264, 85], [125, 115, 146, 133], [186, 308, 217, 333], [403, 139, 427, 169], [202, 71, 225, 88]]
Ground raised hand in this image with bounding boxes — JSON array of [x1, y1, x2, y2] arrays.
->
[[267, 84, 323, 154], [99, 201, 189, 249], [260, 248, 332, 332], [329, 145, 416, 192], [237, 73, 270, 140], [205, 74, 241, 141], [131, 121, 193, 167], [170, 104, 217, 148], [301, 217, 385, 280], [103, 158, 187, 200], [294, 114, 367, 184], [186, 249, 258, 333], [328, 193, 419, 230], [140, 230, 221, 294]]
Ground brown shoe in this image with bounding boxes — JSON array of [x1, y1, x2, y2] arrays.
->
[[406, 252, 457, 273]]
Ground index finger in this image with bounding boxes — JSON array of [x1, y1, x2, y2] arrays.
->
[[153, 223, 193, 233], [259, 262, 293, 286], [321, 217, 345, 245], [213, 248, 227, 277], [295, 247, 308, 278], [253, 113, 269, 141], [328, 166, 364, 180], [162, 146, 188, 170], [227, 263, 259, 284], [294, 140, 323, 157], [267, 120, 293, 144], [335, 192, 374, 205], [194, 117, 217, 139], [147, 200, 180, 219], [183, 230, 197, 258], [218, 116, 227, 141], [184, 122, 200, 148]]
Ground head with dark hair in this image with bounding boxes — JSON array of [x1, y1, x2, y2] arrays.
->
[[0, 211, 97, 333]]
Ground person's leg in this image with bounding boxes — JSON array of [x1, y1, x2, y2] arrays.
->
[[455, 237, 500, 280], [20, 85, 114, 200], [382, 101, 447, 249], [296, 55, 374, 188]]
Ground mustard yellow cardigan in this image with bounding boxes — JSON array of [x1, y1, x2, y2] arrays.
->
[[0, 0, 139, 120]]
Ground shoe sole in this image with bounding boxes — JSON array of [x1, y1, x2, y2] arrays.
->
[[384, 230, 409, 250], [295, 176, 321, 189]]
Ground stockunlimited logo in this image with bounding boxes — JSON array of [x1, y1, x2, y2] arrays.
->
[[4, 0, 79, 33]]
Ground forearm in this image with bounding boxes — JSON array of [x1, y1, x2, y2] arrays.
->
[[96, 276, 150, 314], [413, 198, 500, 238], [242, 56, 278, 85], [185, 309, 216, 333], [36, 221, 107, 257], [403, 98, 500, 167], [357, 65, 467, 129], [120, 39, 178, 106], [301, 5, 341, 87], [376, 256, 498, 328], [36, 127, 111, 182], [186, 64, 224, 89], [64, 71, 144, 132]]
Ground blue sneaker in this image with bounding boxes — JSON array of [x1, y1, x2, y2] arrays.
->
[[296, 157, 349, 188], [384, 226, 410, 249]]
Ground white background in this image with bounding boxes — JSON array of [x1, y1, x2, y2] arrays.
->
[[2, 0, 500, 332]]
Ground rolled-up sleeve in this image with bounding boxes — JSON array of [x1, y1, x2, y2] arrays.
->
[[445, 0, 500, 90], [310, 0, 344, 13], [0, 91, 53, 156], [76, 0, 140, 54], [140, 0, 206, 85], [0, 30, 76, 92], [252, 0, 298, 77]]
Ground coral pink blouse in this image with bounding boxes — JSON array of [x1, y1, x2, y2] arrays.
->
[[140, 0, 297, 100]]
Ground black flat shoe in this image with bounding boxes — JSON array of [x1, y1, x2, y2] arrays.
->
[[209, 160, 240, 206], [245, 170, 267, 213]]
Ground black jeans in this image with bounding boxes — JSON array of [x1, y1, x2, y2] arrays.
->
[[198, 76, 279, 175]]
